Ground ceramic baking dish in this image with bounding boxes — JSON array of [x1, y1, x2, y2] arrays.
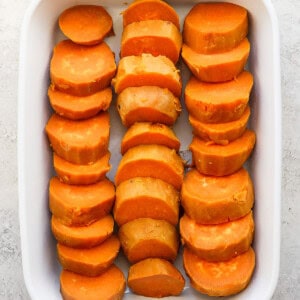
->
[[18, 0, 281, 299]]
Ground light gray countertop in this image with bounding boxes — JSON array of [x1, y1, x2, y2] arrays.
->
[[0, 0, 299, 299]]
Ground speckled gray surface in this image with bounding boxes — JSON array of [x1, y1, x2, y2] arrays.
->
[[0, 0, 299, 299]]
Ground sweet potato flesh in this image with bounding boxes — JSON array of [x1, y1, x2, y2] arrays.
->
[[181, 168, 254, 224], [117, 86, 181, 127], [180, 212, 254, 261], [59, 5, 113, 45], [190, 129, 256, 176], [122, 0, 180, 29], [183, 2, 248, 54], [128, 258, 185, 297], [60, 265, 125, 300], [185, 71, 253, 123], [183, 247, 255, 297], [114, 177, 179, 226]]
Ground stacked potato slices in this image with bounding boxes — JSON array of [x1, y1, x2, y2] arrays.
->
[[112, 0, 185, 297], [180, 2, 256, 297], [45, 5, 125, 300]]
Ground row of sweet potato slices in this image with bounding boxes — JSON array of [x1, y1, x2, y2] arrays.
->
[[45, 5, 126, 300], [112, 0, 187, 297], [179, 2, 256, 297]]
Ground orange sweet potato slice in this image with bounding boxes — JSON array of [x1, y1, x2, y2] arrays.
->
[[128, 258, 185, 297], [183, 2, 248, 54], [190, 129, 256, 176], [119, 218, 179, 263], [121, 20, 182, 63], [122, 0, 180, 29], [180, 212, 254, 262], [185, 71, 253, 123], [181, 38, 250, 83], [53, 152, 111, 185], [183, 247, 255, 297], [117, 86, 181, 127], [114, 177, 179, 226], [50, 40, 116, 96], [49, 177, 115, 226], [60, 265, 125, 300], [181, 168, 254, 224], [45, 112, 109, 165], [48, 85, 112, 120], [57, 235, 120, 277], [121, 122, 180, 154], [58, 5, 113, 46], [115, 144, 184, 190], [189, 105, 250, 145], [112, 54, 182, 97], [51, 214, 114, 248]]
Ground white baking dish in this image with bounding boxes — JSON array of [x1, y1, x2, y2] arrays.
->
[[18, 0, 281, 299]]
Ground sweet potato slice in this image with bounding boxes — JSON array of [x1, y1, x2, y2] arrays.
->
[[51, 214, 114, 248], [117, 86, 181, 127], [121, 20, 182, 63], [50, 40, 116, 96], [181, 168, 254, 224], [128, 258, 185, 297], [183, 247, 255, 297], [49, 177, 115, 226], [190, 129, 256, 176], [185, 71, 253, 123], [189, 105, 250, 145], [183, 2, 248, 54], [180, 212, 254, 262], [122, 0, 180, 29], [53, 152, 111, 185], [115, 144, 184, 190], [60, 265, 125, 300], [57, 235, 120, 277], [119, 218, 179, 263], [48, 85, 112, 120], [181, 38, 250, 82], [45, 112, 109, 165], [114, 177, 179, 226], [112, 54, 182, 97], [121, 122, 180, 154], [58, 5, 113, 46]]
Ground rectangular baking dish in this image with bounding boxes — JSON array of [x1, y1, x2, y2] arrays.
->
[[18, 0, 281, 299]]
